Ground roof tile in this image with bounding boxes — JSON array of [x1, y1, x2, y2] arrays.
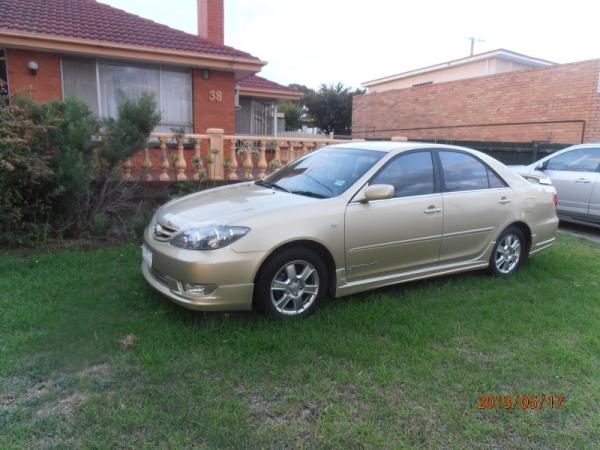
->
[[0, 0, 260, 60], [239, 75, 299, 94]]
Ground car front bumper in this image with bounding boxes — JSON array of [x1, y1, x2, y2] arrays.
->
[[141, 262, 254, 311], [141, 227, 265, 312]]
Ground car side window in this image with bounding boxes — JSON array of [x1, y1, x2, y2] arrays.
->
[[545, 148, 600, 172], [371, 151, 435, 198], [439, 151, 505, 192]]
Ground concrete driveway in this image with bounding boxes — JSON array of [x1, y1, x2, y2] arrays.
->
[[558, 222, 600, 244]]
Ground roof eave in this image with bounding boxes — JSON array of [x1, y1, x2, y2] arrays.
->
[[362, 49, 555, 87], [239, 86, 303, 100], [0, 28, 266, 73]]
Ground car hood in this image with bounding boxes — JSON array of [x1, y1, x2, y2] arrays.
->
[[155, 182, 320, 230]]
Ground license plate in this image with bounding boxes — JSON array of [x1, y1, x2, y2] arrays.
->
[[142, 245, 153, 268]]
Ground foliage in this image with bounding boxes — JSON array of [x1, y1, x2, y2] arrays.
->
[[0, 102, 54, 245], [0, 94, 160, 247], [301, 83, 364, 135], [98, 94, 160, 169], [278, 102, 303, 131]]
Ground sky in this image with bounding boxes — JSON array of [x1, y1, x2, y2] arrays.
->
[[99, 0, 600, 89]]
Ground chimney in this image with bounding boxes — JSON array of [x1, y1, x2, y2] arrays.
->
[[197, 0, 224, 45]]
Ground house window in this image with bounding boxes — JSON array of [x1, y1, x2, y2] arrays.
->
[[61, 57, 193, 132], [0, 50, 8, 103]]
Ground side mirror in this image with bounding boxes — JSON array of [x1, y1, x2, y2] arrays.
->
[[534, 160, 547, 171], [363, 184, 395, 202]]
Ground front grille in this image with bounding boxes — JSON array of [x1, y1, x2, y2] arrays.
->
[[153, 222, 179, 241]]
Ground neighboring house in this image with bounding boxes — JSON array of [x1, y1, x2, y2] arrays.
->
[[0, 0, 302, 135], [354, 49, 600, 144], [362, 49, 554, 93]]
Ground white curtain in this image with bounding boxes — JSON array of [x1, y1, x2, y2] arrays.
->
[[62, 58, 99, 115], [99, 63, 160, 120], [62, 58, 193, 131], [160, 69, 193, 130]]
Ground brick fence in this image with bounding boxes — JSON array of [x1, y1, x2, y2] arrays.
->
[[353, 59, 600, 144]]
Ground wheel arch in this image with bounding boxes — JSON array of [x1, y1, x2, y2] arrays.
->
[[503, 221, 533, 254], [252, 239, 338, 300]]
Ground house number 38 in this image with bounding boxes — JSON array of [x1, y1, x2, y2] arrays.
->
[[209, 90, 223, 102]]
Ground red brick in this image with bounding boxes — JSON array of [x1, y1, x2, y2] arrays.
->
[[353, 60, 600, 144], [6, 49, 62, 101]]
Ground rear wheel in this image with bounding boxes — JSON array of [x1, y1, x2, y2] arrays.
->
[[254, 247, 328, 318], [488, 226, 527, 275]]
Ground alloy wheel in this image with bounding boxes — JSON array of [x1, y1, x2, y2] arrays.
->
[[270, 260, 320, 316], [494, 233, 522, 274]]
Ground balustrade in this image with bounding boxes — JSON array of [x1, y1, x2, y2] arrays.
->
[[120, 130, 354, 181]]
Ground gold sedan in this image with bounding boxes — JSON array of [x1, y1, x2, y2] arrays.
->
[[141, 142, 558, 318]]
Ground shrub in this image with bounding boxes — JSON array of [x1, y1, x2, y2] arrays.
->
[[0, 103, 53, 245], [0, 93, 160, 247]]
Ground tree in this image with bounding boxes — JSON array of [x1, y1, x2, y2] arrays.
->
[[278, 102, 302, 131], [302, 83, 365, 135]]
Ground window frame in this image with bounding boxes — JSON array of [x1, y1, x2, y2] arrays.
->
[[360, 149, 441, 202], [543, 147, 600, 173], [434, 149, 509, 193], [60, 56, 193, 131]]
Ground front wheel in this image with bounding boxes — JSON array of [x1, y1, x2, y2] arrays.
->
[[254, 247, 329, 318], [488, 226, 527, 276]]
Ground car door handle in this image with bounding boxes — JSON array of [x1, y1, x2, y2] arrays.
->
[[498, 197, 512, 205], [424, 206, 442, 214], [575, 178, 591, 183]]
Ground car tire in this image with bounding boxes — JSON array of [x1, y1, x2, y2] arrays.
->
[[488, 226, 528, 276], [254, 247, 329, 318]]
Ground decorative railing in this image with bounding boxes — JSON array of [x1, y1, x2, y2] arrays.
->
[[121, 128, 355, 181]]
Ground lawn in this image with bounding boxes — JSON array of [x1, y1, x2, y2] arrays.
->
[[1, 235, 600, 449]]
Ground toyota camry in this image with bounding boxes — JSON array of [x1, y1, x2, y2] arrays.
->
[[142, 142, 558, 318]]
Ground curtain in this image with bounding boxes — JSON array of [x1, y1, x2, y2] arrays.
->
[[99, 63, 160, 119], [160, 68, 193, 130], [62, 58, 99, 115], [61, 58, 193, 131]]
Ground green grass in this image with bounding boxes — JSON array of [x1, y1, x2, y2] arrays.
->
[[1, 235, 600, 449]]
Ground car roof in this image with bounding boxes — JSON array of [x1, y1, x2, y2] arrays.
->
[[329, 141, 472, 153]]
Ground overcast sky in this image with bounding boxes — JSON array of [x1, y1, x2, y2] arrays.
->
[[100, 0, 600, 89]]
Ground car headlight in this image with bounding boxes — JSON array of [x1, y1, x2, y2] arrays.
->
[[170, 226, 250, 250]]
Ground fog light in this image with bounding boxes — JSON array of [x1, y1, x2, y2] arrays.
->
[[181, 283, 217, 298]]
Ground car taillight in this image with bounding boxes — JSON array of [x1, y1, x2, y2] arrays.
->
[[553, 193, 558, 207]]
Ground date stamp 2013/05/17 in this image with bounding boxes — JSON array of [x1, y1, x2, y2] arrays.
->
[[477, 394, 565, 411]]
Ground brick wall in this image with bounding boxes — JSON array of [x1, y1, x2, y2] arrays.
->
[[197, 0, 224, 45], [353, 59, 600, 144], [192, 68, 236, 134], [6, 48, 62, 101]]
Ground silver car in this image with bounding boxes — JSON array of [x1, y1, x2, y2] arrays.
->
[[512, 144, 600, 226]]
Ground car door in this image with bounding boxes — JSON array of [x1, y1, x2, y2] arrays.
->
[[344, 150, 443, 281], [437, 150, 514, 264], [541, 148, 600, 217], [588, 174, 600, 221]]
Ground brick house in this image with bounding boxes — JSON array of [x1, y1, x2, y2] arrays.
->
[[353, 50, 600, 144], [0, 0, 301, 135]]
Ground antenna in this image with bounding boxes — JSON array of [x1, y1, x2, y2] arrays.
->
[[465, 36, 485, 56]]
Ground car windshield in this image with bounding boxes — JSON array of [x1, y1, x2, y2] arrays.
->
[[260, 148, 384, 198]]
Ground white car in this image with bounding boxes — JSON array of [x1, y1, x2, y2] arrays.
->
[[512, 144, 600, 227]]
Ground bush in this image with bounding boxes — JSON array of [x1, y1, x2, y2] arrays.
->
[[0, 94, 160, 247], [0, 103, 53, 245]]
